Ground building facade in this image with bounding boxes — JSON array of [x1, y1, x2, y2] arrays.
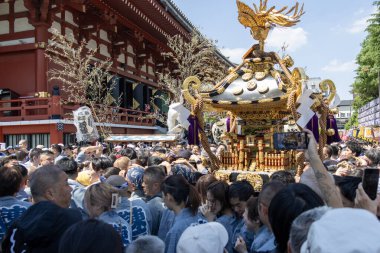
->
[[336, 100, 353, 129], [0, 0, 232, 147]]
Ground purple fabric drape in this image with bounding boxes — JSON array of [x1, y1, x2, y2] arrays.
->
[[187, 115, 201, 145], [327, 115, 341, 144], [306, 114, 320, 143], [226, 117, 231, 132]]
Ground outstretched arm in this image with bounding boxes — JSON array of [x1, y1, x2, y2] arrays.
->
[[304, 128, 343, 208]]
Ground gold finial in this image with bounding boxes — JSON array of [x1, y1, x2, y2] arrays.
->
[[236, 0, 305, 51]]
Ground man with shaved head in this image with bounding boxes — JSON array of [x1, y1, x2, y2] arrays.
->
[[2, 165, 81, 253]]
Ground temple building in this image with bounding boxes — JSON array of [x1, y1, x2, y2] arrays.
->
[[0, 0, 232, 147]]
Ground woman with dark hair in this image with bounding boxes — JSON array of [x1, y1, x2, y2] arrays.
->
[[58, 219, 124, 253], [268, 183, 324, 253], [161, 174, 207, 253], [84, 183, 132, 248], [196, 174, 217, 204], [90, 157, 113, 174], [203, 181, 234, 253]]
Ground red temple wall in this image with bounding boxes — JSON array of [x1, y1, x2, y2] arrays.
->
[[0, 50, 36, 96]]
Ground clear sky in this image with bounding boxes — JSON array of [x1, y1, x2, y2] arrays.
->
[[172, 0, 376, 100]]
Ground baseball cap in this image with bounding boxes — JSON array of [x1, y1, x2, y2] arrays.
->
[[301, 208, 380, 253], [176, 222, 228, 253]]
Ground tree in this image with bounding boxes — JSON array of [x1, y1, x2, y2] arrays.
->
[[45, 29, 120, 139], [346, 1, 380, 129], [157, 30, 228, 103]]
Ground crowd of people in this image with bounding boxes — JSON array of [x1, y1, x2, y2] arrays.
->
[[1, 129, 380, 253]]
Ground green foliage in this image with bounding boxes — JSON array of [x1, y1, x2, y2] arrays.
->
[[345, 111, 358, 130], [347, 1, 380, 130], [352, 1, 380, 111]]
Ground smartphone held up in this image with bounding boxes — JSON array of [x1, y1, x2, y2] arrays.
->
[[362, 168, 380, 200], [273, 132, 309, 150]]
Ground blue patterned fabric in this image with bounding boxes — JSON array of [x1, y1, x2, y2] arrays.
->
[[98, 210, 132, 247], [158, 208, 175, 241], [0, 196, 31, 242], [146, 194, 165, 236], [126, 167, 145, 191], [115, 197, 152, 241], [170, 164, 196, 184], [15, 189, 30, 202], [164, 208, 207, 253]]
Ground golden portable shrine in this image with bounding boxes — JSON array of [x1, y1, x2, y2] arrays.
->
[[181, 0, 339, 189]]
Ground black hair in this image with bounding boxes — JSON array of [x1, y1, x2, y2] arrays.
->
[[323, 145, 333, 158], [193, 172, 203, 183], [161, 174, 201, 215], [15, 151, 28, 162], [188, 160, 197, 168], [0, 155, 17, 167], [346, 141, 363, 157], [29, 148, 42, 160], [103, 167, 121, 179], [118, 148, 137, 160], [229, 172, 239, 182], [91, 157, 113, 172], [63, 145, 73, 150], [207, 181, 230, 215], [13, 164, 28, 178], [268, 184, 324, 253], [58, 219, 123, 253], [330, 144, 340, 157], [228, 180, 254, 201], [246, 196, 261, 223], [137, 150, 149, 167], [51, 144, 63, 154], [269, 170, 295, 186], [144, 166, 166, 183], [333, 175, 361, 202], [0, 166, 22, 196], [108, 153, 117, 164], [56, 157, 78, 175], [152, 146, 166, 154], [147, 156, 164, 167]]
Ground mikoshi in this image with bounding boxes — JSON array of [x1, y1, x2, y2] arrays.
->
[[181, 0, 339, 190]]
